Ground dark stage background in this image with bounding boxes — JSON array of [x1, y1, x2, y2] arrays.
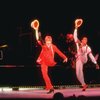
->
[[0, 0, 100, 86]]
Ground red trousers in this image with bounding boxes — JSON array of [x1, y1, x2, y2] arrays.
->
[[41, 63, 53, 90]]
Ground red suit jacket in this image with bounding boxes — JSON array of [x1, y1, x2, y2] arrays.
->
[[37, 41, 67, 66]]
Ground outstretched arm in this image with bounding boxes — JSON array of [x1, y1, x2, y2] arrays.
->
[[88, 47, 99, 69], [54, 45, 68, 62], [89, 53, 99, 69], [89, 53, 97, 64]]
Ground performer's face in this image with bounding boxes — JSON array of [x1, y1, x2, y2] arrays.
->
[[46, 41, 52, 47], [81, 37, 88, 45], [45, 36, 52, 47]]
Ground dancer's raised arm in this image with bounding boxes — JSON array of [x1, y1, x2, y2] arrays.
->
[[31, 19, 40, 41]]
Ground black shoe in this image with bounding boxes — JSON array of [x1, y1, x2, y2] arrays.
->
[[47, 88, 54, 94], [82, 84, 88, 91]]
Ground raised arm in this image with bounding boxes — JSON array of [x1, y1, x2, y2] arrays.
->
[[31, 19, 39, 40], [35, 30, 43, 46], [73, 28, 80, 51], [35, 29, 39, 41], [74, 18, 83, 42], [74, 19, 83, 51], [73, 28, 78, 43], [31, 19, 43, 46]]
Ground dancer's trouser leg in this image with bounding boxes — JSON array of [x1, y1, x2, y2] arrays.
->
[[41, 63, 53, 89], [76, 60, 86, 86]]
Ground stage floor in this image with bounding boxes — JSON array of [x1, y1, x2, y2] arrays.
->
[[0, 86, 100, 99]]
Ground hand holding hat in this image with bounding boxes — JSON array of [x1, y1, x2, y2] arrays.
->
[[75, 19, 83, 28]]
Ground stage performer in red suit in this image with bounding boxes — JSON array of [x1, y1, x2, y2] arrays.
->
[[31, 19, 68, 94]]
